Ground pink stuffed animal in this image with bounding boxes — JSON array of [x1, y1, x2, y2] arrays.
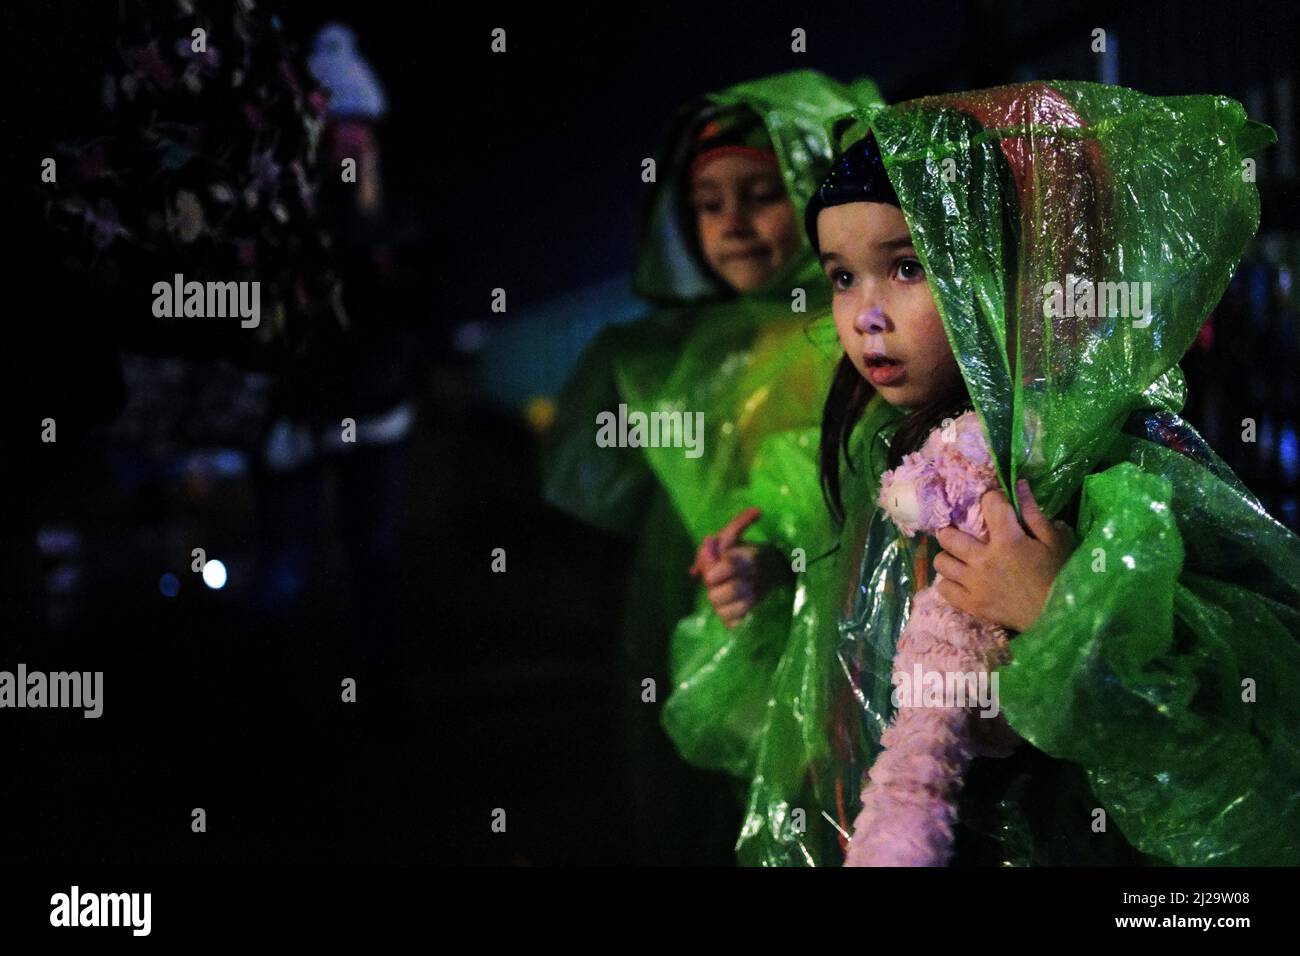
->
[[845, 410, 1022, 867]]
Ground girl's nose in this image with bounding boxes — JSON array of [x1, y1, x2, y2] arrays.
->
[[854, 306, 888, 335], [722, 201, 752, 235]]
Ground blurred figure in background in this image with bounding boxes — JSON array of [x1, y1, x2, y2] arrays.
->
[[251, 22, 432, 703], [541, 71, 883, 864]]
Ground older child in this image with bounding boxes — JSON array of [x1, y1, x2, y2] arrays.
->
[[541, 71, 882, 863]]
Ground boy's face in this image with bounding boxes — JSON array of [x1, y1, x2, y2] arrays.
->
[[690, 154, 801, 293], [817, 201, 961, 410]]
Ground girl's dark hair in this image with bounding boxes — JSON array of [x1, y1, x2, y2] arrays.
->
[[819, 356, 973, 526], [818, 356, 872, 527]]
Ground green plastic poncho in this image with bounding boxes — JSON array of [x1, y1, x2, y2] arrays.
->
[[667, 80, 1300, 866], [539, 70, 883, 863]]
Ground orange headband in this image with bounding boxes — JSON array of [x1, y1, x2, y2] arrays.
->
[[690, 145, 780, 181]]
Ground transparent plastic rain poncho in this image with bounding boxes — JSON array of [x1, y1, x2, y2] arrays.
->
[[664, 80, 1300, 866]]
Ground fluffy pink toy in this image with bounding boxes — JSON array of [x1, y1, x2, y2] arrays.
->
[[844, 411, 1022, 867]]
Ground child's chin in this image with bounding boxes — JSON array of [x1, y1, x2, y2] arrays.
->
[[720, 264, 773, 293], [876, 383, 920, 407]]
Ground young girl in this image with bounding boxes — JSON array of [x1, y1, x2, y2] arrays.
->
[[679, 81, 1300, 865], [541, 70, 883, 863]]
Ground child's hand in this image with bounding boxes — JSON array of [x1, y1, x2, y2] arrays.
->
[[933, 479, 1078, 634], [690, 507, 783, 629]]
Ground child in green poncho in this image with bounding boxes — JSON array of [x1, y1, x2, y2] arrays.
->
[[676, 81, 1300, 866], [540, 70, 882, 864]]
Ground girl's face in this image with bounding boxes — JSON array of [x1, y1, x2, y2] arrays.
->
[[690, 154, 801, 293], [817, 201, 961, 409]]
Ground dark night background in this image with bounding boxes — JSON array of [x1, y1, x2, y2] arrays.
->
[[1, 0, 1296, 866]]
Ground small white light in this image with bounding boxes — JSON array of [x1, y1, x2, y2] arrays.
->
[[202, 559, 228, 590]]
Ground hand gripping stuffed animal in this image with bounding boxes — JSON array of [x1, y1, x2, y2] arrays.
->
[[845, 410, 1023, 867]]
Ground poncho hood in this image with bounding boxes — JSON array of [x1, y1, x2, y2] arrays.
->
[[632, 70, 884, 308], [840, 81, 1274, 515]]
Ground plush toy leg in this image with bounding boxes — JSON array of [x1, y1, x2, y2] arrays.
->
[[845, 588, 1018, 866], [845, 705, 975, 866]]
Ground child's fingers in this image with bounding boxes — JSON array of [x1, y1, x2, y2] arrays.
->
[[717, 506, 762, 550], [696, 511, 761, 579], [702, 550, 756, 587], [1051, 519, 1078, 547], [708, 578, 752, 608], [932, 549, 970, 586], [688, 536, 718, 577], [935, 576, 971, 613], [697, 535, 724, 574], [1015, 479, 1056, 543], [716, 598, 754, 627], [981, 487, 1023, 541], [935, 525, 982, 562]]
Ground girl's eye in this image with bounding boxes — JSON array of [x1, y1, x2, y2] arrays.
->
[[748, 186, 785, 205], [693, 199, 723, 215], [895, 257, 925, 282], [828, 269, 853, 292]]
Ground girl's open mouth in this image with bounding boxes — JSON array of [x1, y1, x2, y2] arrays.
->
[[865, 355, 905, 385]]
